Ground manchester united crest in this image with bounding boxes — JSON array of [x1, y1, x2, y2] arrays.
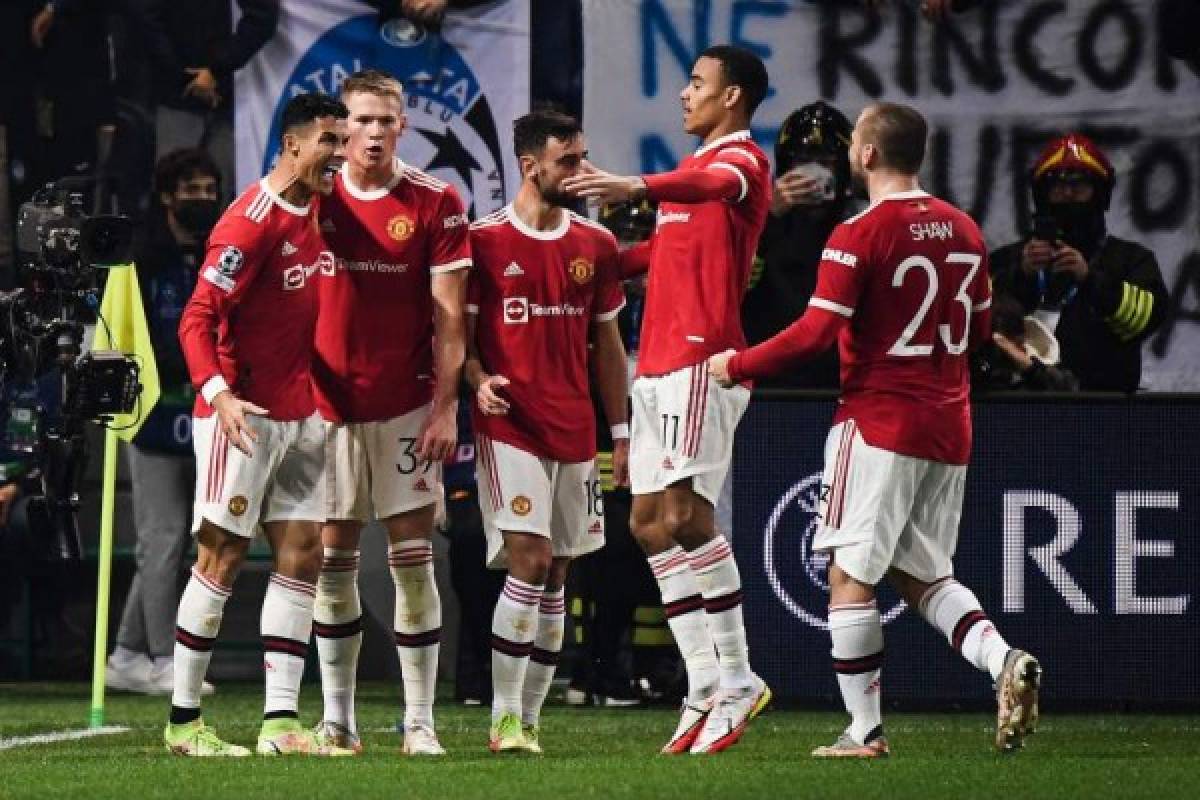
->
[[510, 495, 532, 516], [228, 495, 249, 517], [387, 214, 415, 242], [568, 257, 594, 284]]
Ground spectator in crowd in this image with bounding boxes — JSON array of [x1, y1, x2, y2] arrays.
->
[[23, 0, 119, 203], [129, 0, 280, 202], [991, 134, 1167, 393], [368, 0, 502, 30], [741, 101, 855, 388], [105, 149, 221, 695], [971, 293, 1078, 392]]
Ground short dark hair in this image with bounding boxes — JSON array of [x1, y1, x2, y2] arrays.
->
[[153, 147, 221, 198], [699, 45, 769, 116], [513, 109, 582, 159], [279, 93, 348, 142], [861, 102, 928, 174]]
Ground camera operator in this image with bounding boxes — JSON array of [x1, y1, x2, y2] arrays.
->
[[991, 134, 1167, 393], [740, 102, 856, 388], [105, 149, 220, 694]]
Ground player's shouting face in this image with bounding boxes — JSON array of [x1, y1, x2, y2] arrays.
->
[[344, 89, 406, 172], [524, 133, 587, 208], [286, 114, 349, 196]]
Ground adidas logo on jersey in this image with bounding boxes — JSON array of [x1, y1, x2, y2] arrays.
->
[[662, 456, 675, 470], [503, 262, 524, 277], [588, 520, 603, 535], [413, 478, 430, 492], [281, 241, 298, 256]]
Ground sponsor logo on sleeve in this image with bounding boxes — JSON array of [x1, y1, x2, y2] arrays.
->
[[821, 248, 858, 268], [443, 212, 469, 229], [203, 266, 236, 293]]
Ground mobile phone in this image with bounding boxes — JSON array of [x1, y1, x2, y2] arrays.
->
[[1031, 214, 1060, 244]]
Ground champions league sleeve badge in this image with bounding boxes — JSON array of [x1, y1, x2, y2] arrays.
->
[[217, 246, 245, 277]]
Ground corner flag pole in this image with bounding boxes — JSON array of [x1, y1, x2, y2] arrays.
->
[[89, 427, 120, 728]]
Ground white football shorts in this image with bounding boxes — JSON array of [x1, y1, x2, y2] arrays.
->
[[475, 434, 605, 569], [629, 363, 750, 506], [323, 403, 444, 522], [813, 419, 966, 586], [191, 412, 328, 539]]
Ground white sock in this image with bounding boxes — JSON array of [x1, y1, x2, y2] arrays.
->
[[919, 578, 1011, 681], [314, 548, 362, 731], [491, 575, 541, 722], [648, 546, 718, 703], [688, 536, 754, 690], [521, 588, 566, 727], [389, 540, 441, 729], [171, 568, 230, 714], [829, 602, 885, 745], [262, 573, 316, 719]]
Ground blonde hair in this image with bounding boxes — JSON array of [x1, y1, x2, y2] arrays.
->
[[339, 69, 404, 102]]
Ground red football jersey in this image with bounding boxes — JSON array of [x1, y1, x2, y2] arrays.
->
[[313, 161, 471, 422], [180, 179, 332, 420], [467, 206, 625, 463], [812, 189, 992, 464], [637, 130, 771, 377]]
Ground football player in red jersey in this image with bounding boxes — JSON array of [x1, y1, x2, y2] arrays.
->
[[307, 70, 470, 757], [465, 109, 628, 754], [562, 45, 772, 754], [167, 93, 352, 757], [710, 103, 1041, 757]]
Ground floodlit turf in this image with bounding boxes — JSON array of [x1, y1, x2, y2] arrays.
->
[[2, 683, 1199, 799]]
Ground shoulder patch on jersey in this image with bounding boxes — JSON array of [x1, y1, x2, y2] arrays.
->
[[568, 211, 618, 242], [402, 166, 448, 192], [216, 246, 244, 276]]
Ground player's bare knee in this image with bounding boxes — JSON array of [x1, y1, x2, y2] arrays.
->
[[195, 520, 250, 585], [384, 504, 436, 544], [321, 520, 363, 551]]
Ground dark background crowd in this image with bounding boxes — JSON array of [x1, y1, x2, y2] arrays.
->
[[0, 0, 1196, 704]]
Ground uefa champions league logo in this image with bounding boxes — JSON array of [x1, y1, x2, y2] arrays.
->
[[264, 14, 507, 218], [762, 472, 906, 630]]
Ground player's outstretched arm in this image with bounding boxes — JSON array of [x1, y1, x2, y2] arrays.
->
[[708, 306, 846, 387], [418, 269, 468, 461], [591, 318, 630, 487], [562, 160, 743, 206]]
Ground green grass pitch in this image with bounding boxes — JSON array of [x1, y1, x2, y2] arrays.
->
[[2, 683, 1199, 799]]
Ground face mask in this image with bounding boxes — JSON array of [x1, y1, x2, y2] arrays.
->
[[173, 198, 221, 238]]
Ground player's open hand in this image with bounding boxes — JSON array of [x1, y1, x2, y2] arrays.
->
[[477, 374, 511, 416], [561, 161, 645, 204], [211, 390, 267, 457], [416, 404, 457, 462], [611, 437, 630, 488], [707, 349, 738, 388]]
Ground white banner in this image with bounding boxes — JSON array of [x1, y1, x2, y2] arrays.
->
[[583, 0, 1200, 389], [236, 0, 529, 217]]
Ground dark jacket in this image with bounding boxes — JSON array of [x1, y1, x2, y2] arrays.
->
[[130, 0, 279, 115], [131, 220, 201, 453], [740, 209, 843, 388], [991, 236, 1167, 393]]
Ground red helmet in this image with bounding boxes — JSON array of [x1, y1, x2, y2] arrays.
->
[[1031, 134, 1115, 210]]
